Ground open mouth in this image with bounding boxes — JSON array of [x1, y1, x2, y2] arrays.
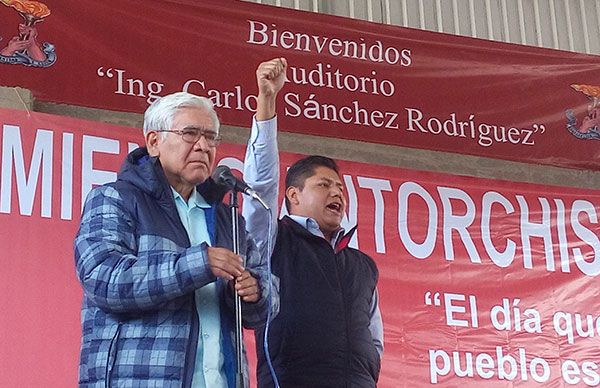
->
[[326, 202, 342, 213]]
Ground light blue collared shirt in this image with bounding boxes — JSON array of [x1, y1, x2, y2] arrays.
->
[[243, 116, 384, 356], [288, 215, 344, 247], [171, 188, 227, 388]]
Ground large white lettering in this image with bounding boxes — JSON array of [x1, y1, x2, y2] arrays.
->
[[358, 176, 392, 253], [81, 135, 119, 209], [1, 125, 53, 217], [481, 191, 516, 267], [398, 182, 437, 259], [516, 196, 554, 270], [3, 121, 599, 278], [438, 186, 480, 263], [570, 200, 600, 276]]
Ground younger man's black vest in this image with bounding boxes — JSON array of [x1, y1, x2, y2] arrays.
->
[[256, 217, 380, 388]]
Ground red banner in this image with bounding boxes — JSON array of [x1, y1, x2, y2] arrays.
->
[[2, 108, 600, 386], [0, 1, 599, 170]]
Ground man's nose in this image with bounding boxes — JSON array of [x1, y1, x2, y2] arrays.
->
[[192, 134, 210, 151], [330, 186, 343, 198]]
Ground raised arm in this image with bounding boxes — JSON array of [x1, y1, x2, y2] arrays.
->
[[256, 57, 287, 121], [243, 58, 287, 259]]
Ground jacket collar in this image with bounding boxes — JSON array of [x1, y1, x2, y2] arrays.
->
[[118, 147, 229, 205]]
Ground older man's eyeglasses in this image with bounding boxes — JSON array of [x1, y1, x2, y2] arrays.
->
[[156, 127, 221, 147]]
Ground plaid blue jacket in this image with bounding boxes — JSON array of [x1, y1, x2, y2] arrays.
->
[[74, 148, 278, 387]]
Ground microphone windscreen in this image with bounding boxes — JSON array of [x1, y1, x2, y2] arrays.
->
[[212, 165, 237, 190]]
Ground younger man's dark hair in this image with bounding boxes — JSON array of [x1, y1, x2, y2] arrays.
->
[[284, 155, 340, 210]]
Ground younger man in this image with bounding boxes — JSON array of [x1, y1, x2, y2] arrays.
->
[[245, 58, 383, 387]]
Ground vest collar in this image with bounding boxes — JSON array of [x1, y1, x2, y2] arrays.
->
[[281, 216, 357, 253]]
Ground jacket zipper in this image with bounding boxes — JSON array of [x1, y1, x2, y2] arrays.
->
[[105, 324, 121, 388]]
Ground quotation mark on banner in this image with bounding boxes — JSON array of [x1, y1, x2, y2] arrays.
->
[[424, 291, 441, 306], [97, 66, 117, 78], [532, 123, 546, 133], [424, 291, 479, 328]]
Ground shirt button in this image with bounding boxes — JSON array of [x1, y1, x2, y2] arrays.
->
[[204, 333, 210, 339]]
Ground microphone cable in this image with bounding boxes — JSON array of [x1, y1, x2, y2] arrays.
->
[[263, 208, 280, 388]]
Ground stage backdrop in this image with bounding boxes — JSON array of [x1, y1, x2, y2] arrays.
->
[[0, 0, 600, 170], [2, 108, 600, 387]]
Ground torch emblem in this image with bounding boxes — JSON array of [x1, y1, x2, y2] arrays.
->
[[0, 0, 56, 67], [566, 84, 600, 140]]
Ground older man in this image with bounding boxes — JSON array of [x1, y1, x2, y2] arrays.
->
[[74, 90, 277, 387]]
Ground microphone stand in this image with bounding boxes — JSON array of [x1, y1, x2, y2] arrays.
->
[[229, 190, 246, 388]]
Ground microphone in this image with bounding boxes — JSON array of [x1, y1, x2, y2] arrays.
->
[[212, 165, 270, 210]]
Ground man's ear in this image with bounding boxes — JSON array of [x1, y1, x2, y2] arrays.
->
[[286, 186, 300, 208], [145, 131, 160, 156]]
